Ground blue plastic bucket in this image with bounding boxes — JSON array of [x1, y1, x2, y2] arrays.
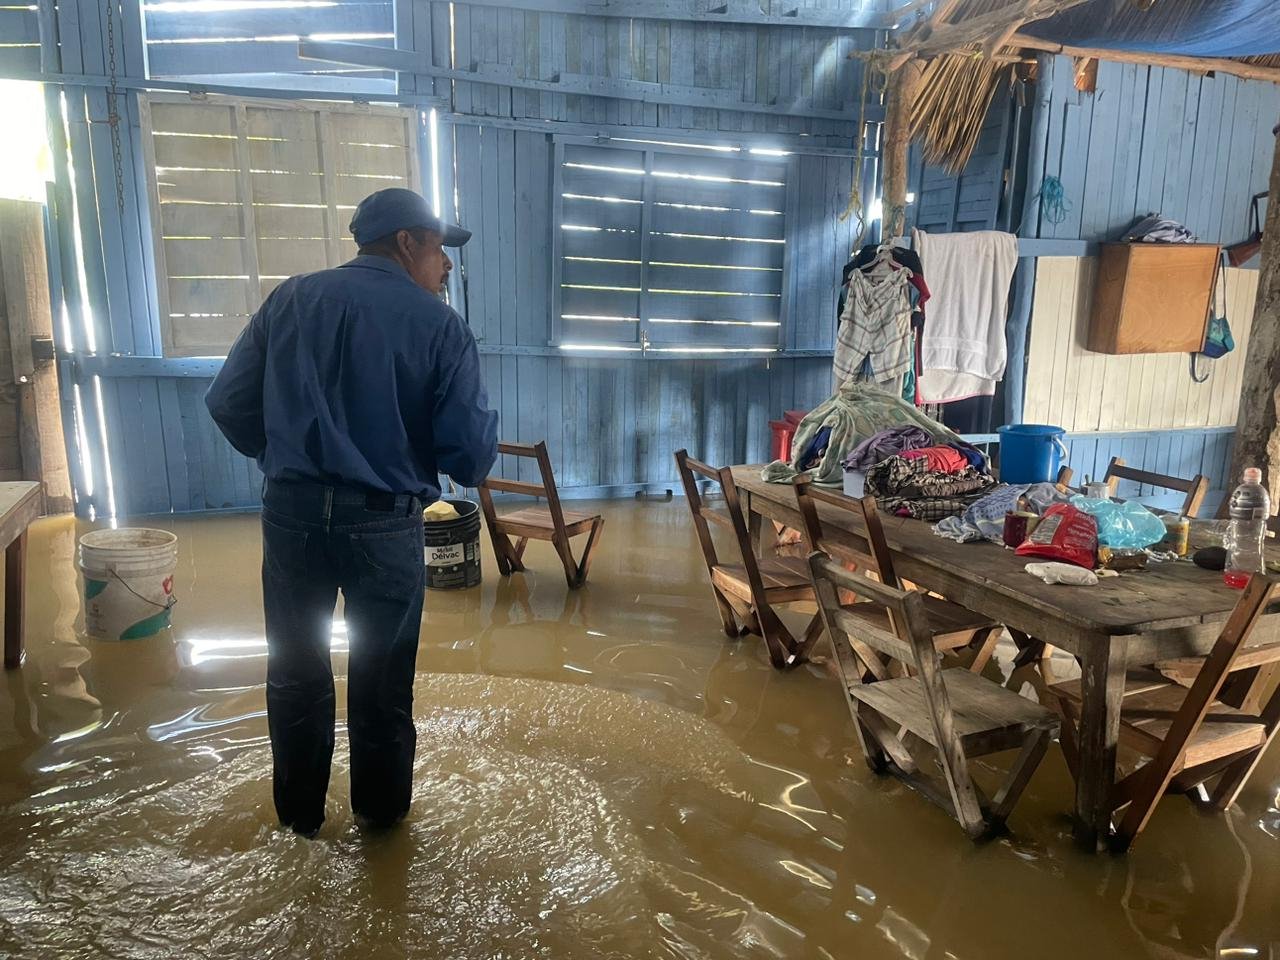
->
[[997, 424, 1069, 484]]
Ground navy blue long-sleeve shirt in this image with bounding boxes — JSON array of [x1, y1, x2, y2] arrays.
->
[[205, 255, 498, 498]]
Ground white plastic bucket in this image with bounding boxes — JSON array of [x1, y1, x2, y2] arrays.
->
[[78, 528, 179, 640]]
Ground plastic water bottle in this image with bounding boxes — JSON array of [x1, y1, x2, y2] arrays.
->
[[1224, 467, 1271, 589]]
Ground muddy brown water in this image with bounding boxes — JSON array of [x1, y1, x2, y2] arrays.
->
[[0, 501, 1277, 959]]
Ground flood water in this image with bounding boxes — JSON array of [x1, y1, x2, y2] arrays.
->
[[1, 499, 1278, 959]]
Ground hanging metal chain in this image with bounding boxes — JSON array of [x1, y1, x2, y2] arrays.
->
[[104, 0, 126, 214]]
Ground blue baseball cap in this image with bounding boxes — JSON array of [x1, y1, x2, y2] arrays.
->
[[348, 188, 471, 247]]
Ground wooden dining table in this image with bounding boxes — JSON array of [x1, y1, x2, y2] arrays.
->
[[730, 466, 1280, 850]]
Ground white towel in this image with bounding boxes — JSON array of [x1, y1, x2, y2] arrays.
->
[[912, 228, 1019, 403]]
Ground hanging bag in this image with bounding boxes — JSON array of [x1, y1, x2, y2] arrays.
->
[[1190, 255, 1234, 383]]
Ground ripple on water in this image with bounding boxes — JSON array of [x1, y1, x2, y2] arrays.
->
[[0, 674, 815, 960]]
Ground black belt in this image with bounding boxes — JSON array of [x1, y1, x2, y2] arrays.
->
[[363, 490, 401, 512], [264, 479, 421, 515]]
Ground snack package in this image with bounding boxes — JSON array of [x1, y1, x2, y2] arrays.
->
[[1014, 503, 1099, 569]]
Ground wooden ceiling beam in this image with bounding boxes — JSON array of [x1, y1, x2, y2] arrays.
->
[[1009, 32, 1280, 84]]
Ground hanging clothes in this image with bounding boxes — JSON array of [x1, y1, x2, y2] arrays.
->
[[840, 246, 930, 318], [912, 229, 1018, 405], [840, 244, 930, 405], [833, 267, 913, 390]]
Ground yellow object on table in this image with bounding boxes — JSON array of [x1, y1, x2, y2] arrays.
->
[[424, 500, 461, 523]]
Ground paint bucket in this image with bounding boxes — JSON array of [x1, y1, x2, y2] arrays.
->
[[997, 423, 1069, 484], [78, 527, 178, 640], [423, 499, 482, 590]]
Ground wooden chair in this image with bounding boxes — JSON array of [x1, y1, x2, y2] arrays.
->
[[1049, 575, 1280, 851], [808, 551, 1059, 839], [1104, 457, 1209, 517], [477, 442, 605, 589], [792, 479, 1003, 677], [674, 450, 823, 669]]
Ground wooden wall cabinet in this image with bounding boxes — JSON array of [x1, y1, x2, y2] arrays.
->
[[1086, 242, 1220, 354]]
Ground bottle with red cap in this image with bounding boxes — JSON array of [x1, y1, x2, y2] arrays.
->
[[1224, 467, 1271, 589]]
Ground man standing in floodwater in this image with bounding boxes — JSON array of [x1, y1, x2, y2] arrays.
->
[[206, 188, 498, 837]]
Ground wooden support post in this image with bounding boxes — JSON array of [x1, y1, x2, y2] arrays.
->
[[0, 201, 72, 515], [1229, 122, 1280, 506], [882, 58, 925, 241]]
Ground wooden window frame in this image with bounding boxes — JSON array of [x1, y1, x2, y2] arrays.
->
[[140, 93, 421, 358], [550, 134, 794, 357]]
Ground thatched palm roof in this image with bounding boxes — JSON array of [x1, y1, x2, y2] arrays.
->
[[893, 0, 1280, 171]]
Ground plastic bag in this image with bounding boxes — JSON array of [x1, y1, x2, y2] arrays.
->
[[1068, 495, 1165, 549], [1025, 562, 1099, 585], [1015, 503, 1098, 569]]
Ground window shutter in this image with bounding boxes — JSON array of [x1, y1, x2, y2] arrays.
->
[[142, 95, 419, 357], [554, 138, 788, 355]]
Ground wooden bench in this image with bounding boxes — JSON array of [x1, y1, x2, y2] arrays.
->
[[1, 482, 42, 668]]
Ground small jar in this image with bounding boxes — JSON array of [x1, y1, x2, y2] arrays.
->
[[1160, 515, 1190, 557]]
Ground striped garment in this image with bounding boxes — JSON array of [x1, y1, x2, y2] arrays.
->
[[833, 268, 913, 389]]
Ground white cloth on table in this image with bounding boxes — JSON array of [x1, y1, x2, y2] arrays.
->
[[1025, 562, 1099, 586], [933, 481, 1071, 543], [912, 228, 1018, 404]]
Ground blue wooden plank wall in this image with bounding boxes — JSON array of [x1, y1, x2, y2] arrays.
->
[[1025, 55, 1280, 245], [144, 0, 397, 93], [1015, 54, 1280, 499], [1060, 428, 1236, 513], [33, 0, 885, 516], [906, 98, 1014, 234]]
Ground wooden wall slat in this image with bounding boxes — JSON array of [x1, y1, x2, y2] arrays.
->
[[1028, 56, 1280, 245], [1024, 258, 1258, 437]]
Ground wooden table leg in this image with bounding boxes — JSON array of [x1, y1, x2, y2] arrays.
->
[[1073, 633, 1128, 850], [4, 530, 27, 669], [744, 490, 763, 553]]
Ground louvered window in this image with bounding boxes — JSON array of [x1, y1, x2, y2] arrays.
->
[[551, 138, 789, 355], [141, 95, 420, 356]]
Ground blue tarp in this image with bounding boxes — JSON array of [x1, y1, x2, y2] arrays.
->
[[1021, 0, 1280, 59]]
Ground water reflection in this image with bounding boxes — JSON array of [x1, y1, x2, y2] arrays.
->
[[0, 503, 1276, 960]]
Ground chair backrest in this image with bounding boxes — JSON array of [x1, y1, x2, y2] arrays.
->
[[808, 550, 957, 724], [793, 479, 898, 585], [1103, 456, 1209, 518], [673, 450, 762, 584], [1154, 575, 1279, 763], [480, 441, 568, 528]]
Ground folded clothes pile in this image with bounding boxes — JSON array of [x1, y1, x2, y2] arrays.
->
[[842, 425, 985, 476], [762, 382, 982, 486], [842, 424, 993, 520], [865, 456, 996, 521]]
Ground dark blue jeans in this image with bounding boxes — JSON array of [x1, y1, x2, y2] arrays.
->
[[261, 480, 425, 834]]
